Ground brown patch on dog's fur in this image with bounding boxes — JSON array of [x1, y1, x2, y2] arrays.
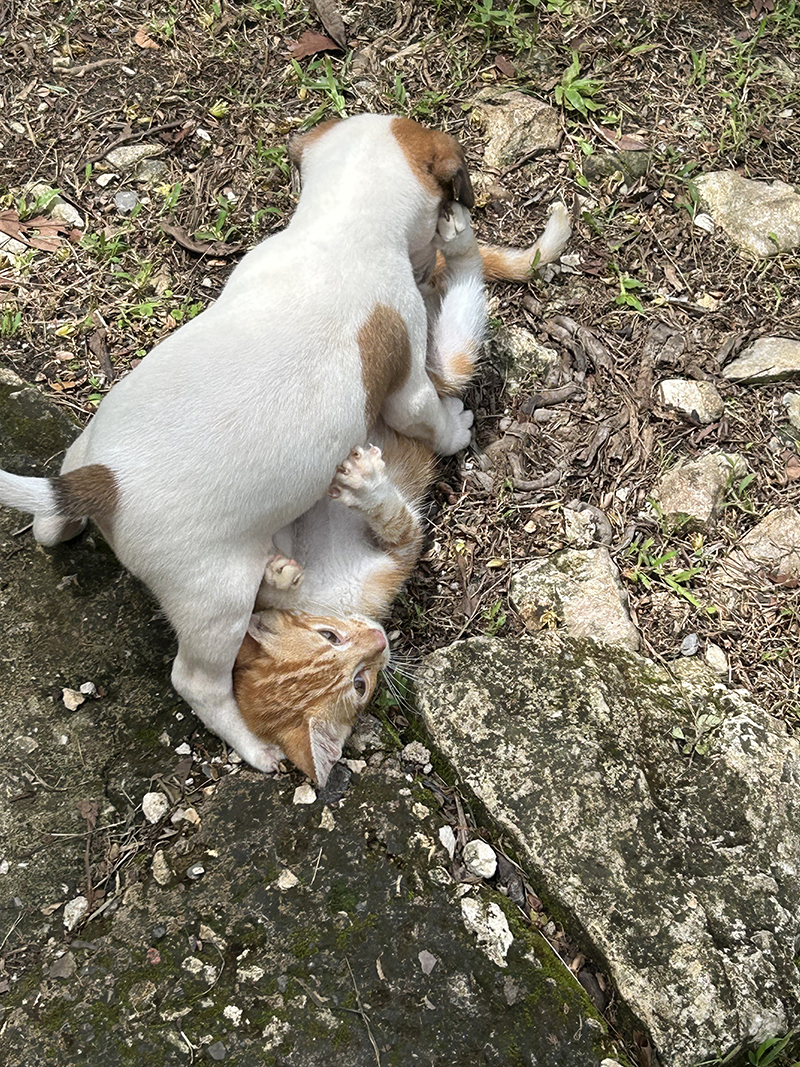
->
[[52, 464, 118, 520], [288, 117, 342, 166], [358, 304, 412, 425], [390, 117, 474, 209]]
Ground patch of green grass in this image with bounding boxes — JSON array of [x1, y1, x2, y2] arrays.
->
[[291, 56, 348, 121], [0, 307, 22, 338], [622, 535, 710, 612]]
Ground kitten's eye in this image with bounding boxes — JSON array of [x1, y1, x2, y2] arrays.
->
[[319, 629, 340, 644], [353, 673, 367, 697]]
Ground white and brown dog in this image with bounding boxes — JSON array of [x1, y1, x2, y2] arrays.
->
[[0, 114, 570, 771], [0, 115, 486, 770]]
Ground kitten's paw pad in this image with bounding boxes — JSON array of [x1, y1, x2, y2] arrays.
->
[[263, 553, 304, 589], [328, 444, 385, 500]]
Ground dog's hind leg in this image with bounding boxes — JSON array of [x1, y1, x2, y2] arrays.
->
[[160, 554, 285, 772]]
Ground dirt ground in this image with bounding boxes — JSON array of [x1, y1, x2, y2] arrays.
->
[[1, 1, 799, 717]]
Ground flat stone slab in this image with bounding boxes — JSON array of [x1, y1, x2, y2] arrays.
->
[[720, 506, 800, 582], [417, 634, 800, 1067], [0, 371, 619, 1065], [695, 171, 800, 258], [654, 451, 746, 529], [723, 337, 800, 385], [510, 547, 640, 651]]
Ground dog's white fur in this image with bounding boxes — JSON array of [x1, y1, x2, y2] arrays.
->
[[0, 114, 475, 770]]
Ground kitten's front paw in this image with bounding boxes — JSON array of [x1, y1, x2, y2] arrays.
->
[[263, 553, 304, 590], [435, 202, 477, 258], [328, 444, 386, 505], [436, 396, 474, 455]]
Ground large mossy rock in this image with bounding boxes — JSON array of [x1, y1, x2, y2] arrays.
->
[[417, 634, 800, 1067], [0, 371, 619, 1065]]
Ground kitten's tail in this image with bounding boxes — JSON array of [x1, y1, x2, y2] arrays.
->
[[478, 201, 571, 281]]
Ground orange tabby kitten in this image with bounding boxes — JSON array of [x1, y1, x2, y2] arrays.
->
[[232, 203, 571, 785]]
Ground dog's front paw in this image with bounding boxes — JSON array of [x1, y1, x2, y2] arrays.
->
[[328, 444, 385, 505], [232, 738, 286, 774], [263, 553, 304, 589], [437, 396, 474, 455]]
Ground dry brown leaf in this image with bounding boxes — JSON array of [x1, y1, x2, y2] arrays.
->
[[161, 220, 244, 257], [134, 25, 159, 50], [288, 29, 341, 59], [311, 0, 347, 48], [785, 456, 800, 481], [494, 54, 516, 77], [615, 134, 648, 151], [0, 209, 70, 252]]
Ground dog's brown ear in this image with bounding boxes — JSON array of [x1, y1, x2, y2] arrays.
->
[[436, 145, 474, 209], [288, 117, 342, 166], [391, 118, 474, 209]]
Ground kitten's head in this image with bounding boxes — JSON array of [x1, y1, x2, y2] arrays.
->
[[233, 610, 389, 786]]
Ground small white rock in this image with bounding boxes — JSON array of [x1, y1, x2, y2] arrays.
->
[[463, 839, 498, 879], [62, 688, 85, 711], [152, 850, 171, 886], [418, 950, 438, 975], [401, 741, 431, 765], [78, 681, 97, 697], [705, 642, 729, 676], [223, 1004, 243, 1026], [693, 212, 715, 233], [277, 870, 299, 890], [95, 172, 116, 188], [319, 807, 335, 831], [343, 758, 367, 774], [174, 742, 192, 756], [63, 895, 89, 931], [439, 825, 457, 859], [142, 791, 169, 824], [293, 783, 316, 805]]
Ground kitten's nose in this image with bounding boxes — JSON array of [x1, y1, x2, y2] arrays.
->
[[368, 628, 387, 654]]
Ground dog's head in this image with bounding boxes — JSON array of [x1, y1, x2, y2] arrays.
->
[[288, 114, 474, 212]]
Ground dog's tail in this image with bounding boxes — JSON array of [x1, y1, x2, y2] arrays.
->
[[0, 469, 61, 516], [0, 464, 118, 543], [478, 201, 571, 281]]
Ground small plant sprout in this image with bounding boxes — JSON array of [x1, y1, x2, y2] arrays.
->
[[554, 52, 604, 117], [614, 272, 646, 313]]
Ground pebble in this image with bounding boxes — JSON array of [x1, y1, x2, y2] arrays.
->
[[723, 337, 800, 385], [152, 850, 171, 886], [206, 1041, 227, 1061], [439, 825, 457, 859], [293, 783, 316, 805], [693, 213, 715, 234], [463, 839, 498, 879], [95, 172, 116, 188], [142, 791, 169, 824], [62, 688, 85, 711], [657, 379, 725, 425], [680, 634, 699, 657], [79, 681, 98, 698], [185, 863, 205, 881], [277, 870, 299, 890], [705, 643, 729, 676], [48, 951, 77, 979], [319, 808, 335, 831], [114, 190, 139, 214], [418, 950, 437, 975], [63, 895, 89, 931], [105, 144, 162, 170], [401, 741, 431, 765]]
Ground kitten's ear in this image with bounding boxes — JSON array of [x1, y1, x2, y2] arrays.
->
[[279, 719, 344, 787]]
